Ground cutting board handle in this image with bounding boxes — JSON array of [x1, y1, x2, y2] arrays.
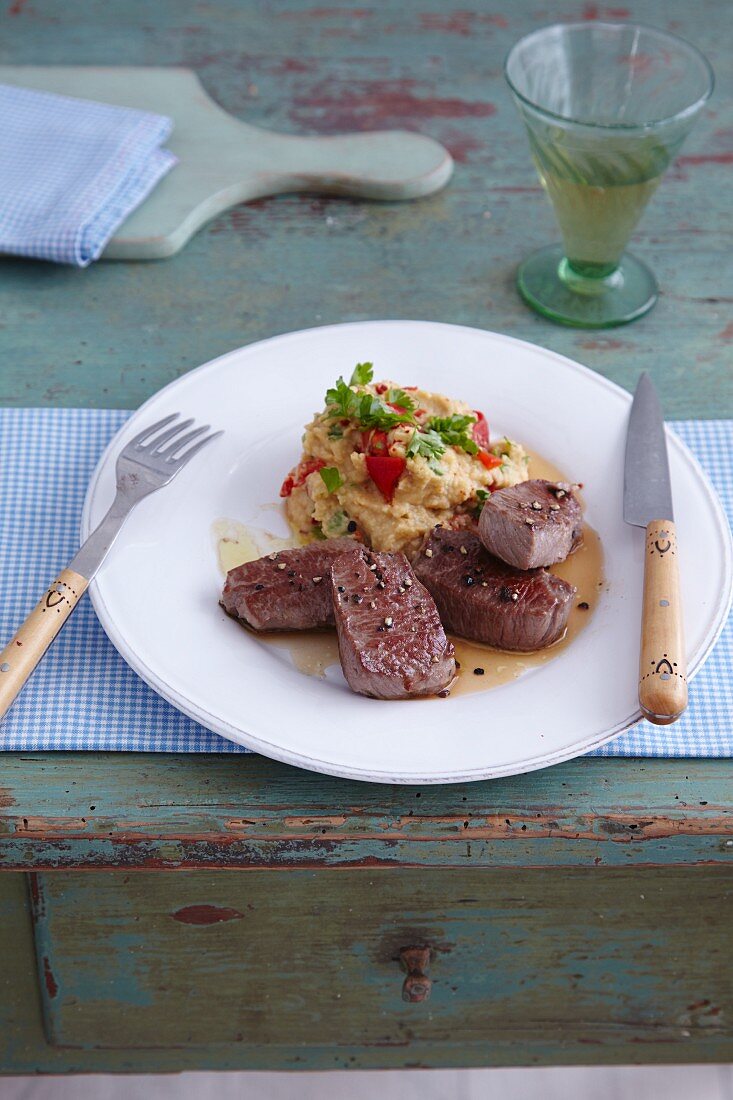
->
[[259, 129, 453, 201], [0, 68, 455, 258]]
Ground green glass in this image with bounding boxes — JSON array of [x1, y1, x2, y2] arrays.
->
[[505, 23, 714, 328]]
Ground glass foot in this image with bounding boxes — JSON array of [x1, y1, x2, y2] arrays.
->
[[517, 244, 658, 328]]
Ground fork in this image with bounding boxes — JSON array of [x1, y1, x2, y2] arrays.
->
[[0, 413, 222, 721]]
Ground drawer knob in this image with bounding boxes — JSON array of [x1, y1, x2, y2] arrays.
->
[[399, 945, 432, 1003]]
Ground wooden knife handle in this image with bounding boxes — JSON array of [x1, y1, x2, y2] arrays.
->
[[0, 568, 88, 722], [639, 521, 687, 725]]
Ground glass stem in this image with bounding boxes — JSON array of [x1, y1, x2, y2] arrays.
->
[[558, 256, 623, 295], [566, 258, 619, 279]]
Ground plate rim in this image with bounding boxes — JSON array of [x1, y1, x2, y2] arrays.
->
[[81, 320, 733, 784]]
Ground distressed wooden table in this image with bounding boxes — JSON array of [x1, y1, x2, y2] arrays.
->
[[1, 0, 731, 1076]]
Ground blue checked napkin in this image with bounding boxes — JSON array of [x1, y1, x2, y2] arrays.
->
[[0, 84, 175, 266], [0, 408, 730, 755]]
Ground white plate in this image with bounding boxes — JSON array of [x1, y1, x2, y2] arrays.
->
[[82, 322, 732, 784]]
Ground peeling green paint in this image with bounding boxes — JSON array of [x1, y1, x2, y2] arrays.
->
[[21, 868, 733, 1058], [1, 756, 731, 871]]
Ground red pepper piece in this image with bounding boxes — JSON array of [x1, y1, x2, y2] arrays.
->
[[473, 410, 489, 449], [279, 458, 326, 497], [477, 450, 502, 471], [366, 455, 406, 502], [361, 428, 389, 455]]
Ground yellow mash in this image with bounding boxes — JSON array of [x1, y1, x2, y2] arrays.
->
[[281, 364, 529, 556]]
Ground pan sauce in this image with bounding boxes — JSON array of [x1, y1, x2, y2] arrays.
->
[[214, 451, 605, 697]]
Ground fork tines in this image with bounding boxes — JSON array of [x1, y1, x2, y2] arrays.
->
[[126, 413, 223, 466]]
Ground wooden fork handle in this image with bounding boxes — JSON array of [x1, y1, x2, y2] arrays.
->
[[639, 521, 687, 725], [0, 568, 88, 722]]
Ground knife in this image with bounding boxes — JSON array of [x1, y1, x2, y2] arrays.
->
[[624, 373, 687, 725]]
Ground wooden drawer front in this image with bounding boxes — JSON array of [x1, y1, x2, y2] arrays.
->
[[31, 868, 731, 1052]]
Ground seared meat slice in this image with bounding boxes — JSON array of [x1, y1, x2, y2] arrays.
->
[[330, 548, 455, 699], [478, 479, 582, 570], [221, 538, 355, 632], [413, 528, 575, 651]]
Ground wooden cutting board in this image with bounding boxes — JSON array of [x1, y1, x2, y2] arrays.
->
[[0, 66, 453, 261]]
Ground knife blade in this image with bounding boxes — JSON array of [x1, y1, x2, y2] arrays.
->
[[624, 373, 687, 725], [624, 372, 674, 527]]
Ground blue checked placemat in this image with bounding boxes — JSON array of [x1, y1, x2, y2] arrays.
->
[[0, 408, 730, 755]]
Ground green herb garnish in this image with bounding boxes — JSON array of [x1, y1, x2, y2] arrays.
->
[[319, 466, 343, 493], [323, 367, 479, 475], [325, 364, 420, 433], [405, 412, 479, 472], [324, 378, 409, 432], [426, 413, 478, 455], [355, 393, 406, 430], [386, 387, 417, 417], [325, 376, 359, 419], [406, 427, 445, 472], [349, 362, 374, 386], [474, 487, 490, 517]]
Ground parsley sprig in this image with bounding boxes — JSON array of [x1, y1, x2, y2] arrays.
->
[[385, 387, 417, 418], [406, 426, 445, 473], [324, 376, 360, 419], [325, 366, 413, 432], [426, 414, 478, 455], [349, 362, 374, 386]]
